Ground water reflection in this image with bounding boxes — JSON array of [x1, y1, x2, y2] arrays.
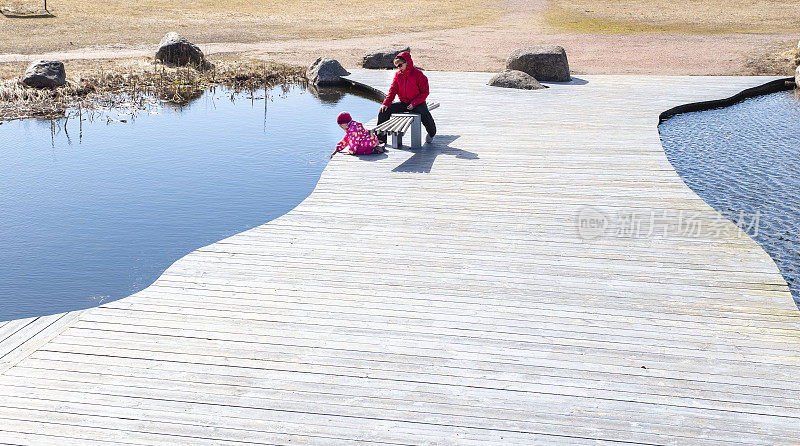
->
[[308, 85, 347, 105], [308, 83, 386, 105], [0, 85, 380, 321]]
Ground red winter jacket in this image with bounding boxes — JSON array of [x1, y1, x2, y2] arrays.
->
[[382, 51, 429, 107]]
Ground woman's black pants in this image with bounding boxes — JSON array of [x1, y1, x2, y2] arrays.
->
[[376, 101, 437, 143]]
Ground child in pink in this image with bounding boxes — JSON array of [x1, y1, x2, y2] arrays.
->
[[330, 112, 385, 158]]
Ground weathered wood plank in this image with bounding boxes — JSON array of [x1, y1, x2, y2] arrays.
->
[[140, 277, 798, 322], [0, 311, 84, 375], [0, 383, 781, 445], [26, 333, 800, 413], [1, 73, 798, 444]]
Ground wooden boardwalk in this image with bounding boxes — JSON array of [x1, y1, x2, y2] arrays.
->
[[1, 72, 799, 445]]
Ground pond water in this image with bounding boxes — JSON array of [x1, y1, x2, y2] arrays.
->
[[0, 84, 380, 321], [659, 90, 800, 307]]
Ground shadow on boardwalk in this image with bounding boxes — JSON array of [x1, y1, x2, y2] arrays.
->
[[389, 134, 478, 173]]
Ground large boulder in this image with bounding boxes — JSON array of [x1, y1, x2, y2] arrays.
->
[[155, 32, 208, 68], [506, 45, 570, 82], [22, 60, 66, 88], [362, 46, 410, 69], [306, 57, 350, 86], [488, 69, 547, 90]]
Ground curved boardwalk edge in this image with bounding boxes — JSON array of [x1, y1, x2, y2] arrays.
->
[[0, 72, 799, 444], [658, 77, 794, 123]]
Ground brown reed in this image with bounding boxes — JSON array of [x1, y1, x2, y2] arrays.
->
[[0, 58, 306, 121]]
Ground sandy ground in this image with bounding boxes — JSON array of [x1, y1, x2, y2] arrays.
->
[[0, 0, 798, 75]]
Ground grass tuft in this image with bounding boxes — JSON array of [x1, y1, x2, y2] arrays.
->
[[544, 0, 800, 34], [544, 7, 752, 34]]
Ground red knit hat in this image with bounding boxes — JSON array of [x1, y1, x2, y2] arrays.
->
[[336, 112, 352, 125]]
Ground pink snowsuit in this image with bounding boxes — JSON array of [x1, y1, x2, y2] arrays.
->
[[334, 121, 381, 155]]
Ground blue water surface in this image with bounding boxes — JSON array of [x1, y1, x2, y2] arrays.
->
[[659, 90, 800, 307], [0, 85, 379, 320]]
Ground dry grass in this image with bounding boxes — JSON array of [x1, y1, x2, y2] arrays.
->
[[545, 0, 800, 34], [744, 43, 800, 76], [0, 0, 500, 54], [0, 57, 306, 121], [0, 2, 52, 17]]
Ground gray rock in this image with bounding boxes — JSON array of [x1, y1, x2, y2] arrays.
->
[[487, 69, 547, 90], [22, 60, 66, 88], [362, 46, 410, 69], [306, 57, 350, 86], [506, 45, 570, 82], [155, 32, 208, 68]]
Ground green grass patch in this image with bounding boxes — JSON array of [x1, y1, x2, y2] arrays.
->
[[544, 6, 759, 34]]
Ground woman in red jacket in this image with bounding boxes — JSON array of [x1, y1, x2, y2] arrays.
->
[[376, 51, 437, 144]]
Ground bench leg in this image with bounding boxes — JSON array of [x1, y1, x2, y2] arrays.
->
[[409, 115, 421, 149], [390, 132, 402, 149]]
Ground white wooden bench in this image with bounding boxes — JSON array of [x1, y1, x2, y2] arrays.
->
[[373, 101, 439, 149]]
